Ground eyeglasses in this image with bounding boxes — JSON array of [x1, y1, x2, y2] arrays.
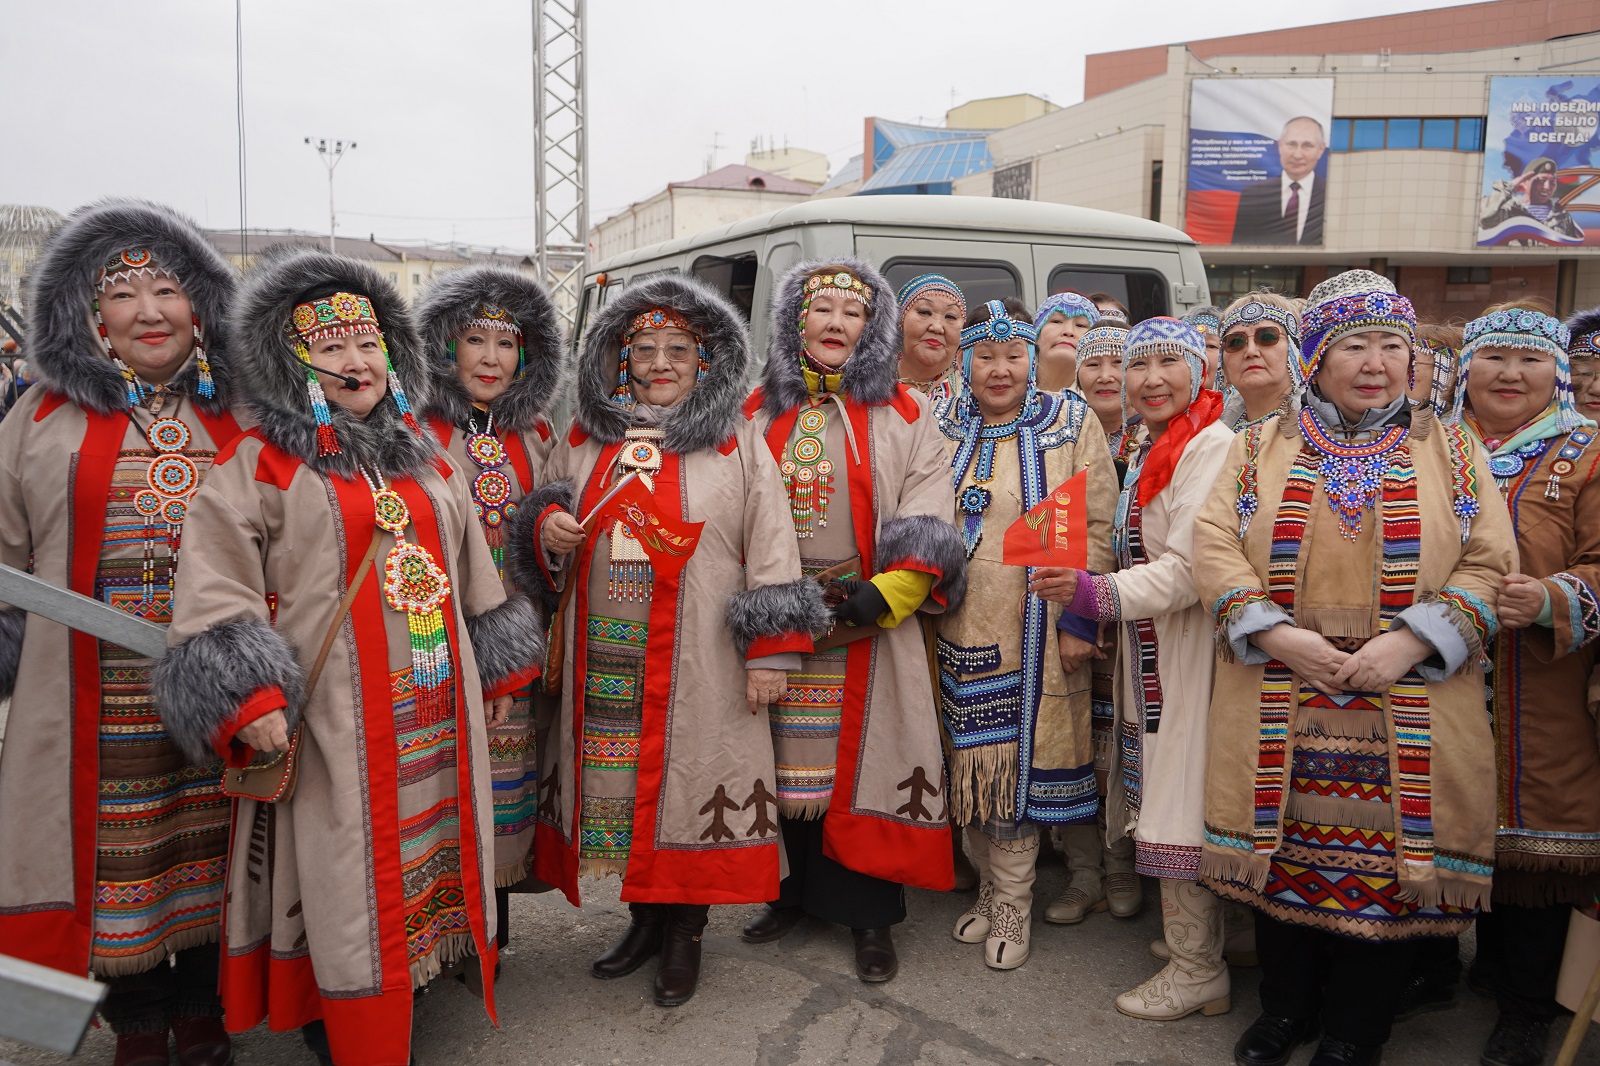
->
[[628, 341, 698, 365], [1572, 362, 1598, 386], [1222, 327, 1282, 353]]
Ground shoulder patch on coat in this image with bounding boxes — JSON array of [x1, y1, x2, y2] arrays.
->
[[32, 390, 70, 422], [887, 385, 921, 423], [251, 436, 303, 489], [743, 388, 767, 421], [718, 435, 739, 456], [533, 418, 552, 442]]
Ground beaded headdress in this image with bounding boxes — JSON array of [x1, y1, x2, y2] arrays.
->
[[956, 299, 1038, 422], [1220, 299, 1304, 389], [1451, 307, 1578, 432], [453, 302, 526, 377], [895, 273, 965, 321], [93, 247, 214, 404], [1033, 292, 1098, 334], [797, 269, 873, 374], [287, 290, 422, 456], [1298, 270, 1415, 383], [1076, 324, 1128, 366], [1183, 304, 1222, 337], [1565, 308, 1600, 359], [1122, 317, 1206, 405], [610, 307, 706, 409]]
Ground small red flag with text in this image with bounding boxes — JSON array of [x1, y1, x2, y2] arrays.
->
[[1002, 468, 1089, 569], [589, 472, 704, 577]]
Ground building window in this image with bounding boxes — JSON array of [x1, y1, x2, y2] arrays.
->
[[1447, 266, 1492, 285], [690, 254, 758, 320], [1457, 118, 1484, 151], [1329, 117, 1486, 153], [1149, 160, 1163, 223], [1205, 265, 1306, 306], [413, 273, 421, 286], [1422, 118, 1456, 150], [1386, 118, 1421, 150]]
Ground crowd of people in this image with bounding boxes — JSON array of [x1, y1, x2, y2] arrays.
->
[[0, 198, 1595, 1066]]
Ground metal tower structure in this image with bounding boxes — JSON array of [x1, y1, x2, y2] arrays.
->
[[533, 0, 589, 331]]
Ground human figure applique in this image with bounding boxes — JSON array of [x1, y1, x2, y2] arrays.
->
[[698, 784, 740, 842], [537, 775, 560, 822], [741, 779, 779, 838], [895, 766, 940, 821]]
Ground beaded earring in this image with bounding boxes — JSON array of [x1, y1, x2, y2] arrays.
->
[[302, 351, 340, 457], [381, 337, 423, 436], [94, 296, 147, 408], [193, 314, 215, 400]]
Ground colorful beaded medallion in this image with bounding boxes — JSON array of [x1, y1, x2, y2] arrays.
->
[[958, 485, 993, 559], [782, 406, 834, 537], [463, 418, 519, 579], [134, 416, 202, 604], [365, 469, 454, 725], [1299, 406, 1407, 541]]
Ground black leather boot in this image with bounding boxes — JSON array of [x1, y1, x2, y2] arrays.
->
[[852, 927, 898, 983], [592, 902, 666, 979], [740, 904, 803, 944], [1233, 1014, 1319, 1066], [653, 903, 710, 1006]]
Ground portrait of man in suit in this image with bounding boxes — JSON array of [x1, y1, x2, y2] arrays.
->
[[1230, 116, 1327, 245]]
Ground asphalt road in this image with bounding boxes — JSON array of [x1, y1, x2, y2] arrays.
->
[[4, 856, 1597, 1066]]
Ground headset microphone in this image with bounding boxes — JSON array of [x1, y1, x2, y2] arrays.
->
[[293, 353, 362, 391]]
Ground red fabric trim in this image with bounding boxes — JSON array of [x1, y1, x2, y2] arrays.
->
[[428, 417, 453, 448], [532, 418, 552, 443], [32, 390, 71, 421], [531, 820, 580, 907], [1136, 388, 1225, 509], [532, 503, 567, 591], [887, 385, 921, 423], [484, 663, 539, 701], [742, 387, 766, 420], [619, 450, 779, 904], [747, 632, 813, 659], [215, 686, 288, 766], [843, 400, 877, 578], [504, 432, 534, 493], [761, 406, 801, 464], [716, 435, 738, 457], [879, 557, 947, 611], [567, 425, 589, 447], [252, 437, 304, 491], [219, 935, 321, 1037], [192, 408, 243, 450]]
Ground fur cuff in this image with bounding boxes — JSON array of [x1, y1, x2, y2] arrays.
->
[[0, 608, 24, 699], [725, 577, 830, 657], [467, 594, 545, 694], [152, 618, 307, 765], [877, 514, 967, 613], [506, 478, 574, 603]]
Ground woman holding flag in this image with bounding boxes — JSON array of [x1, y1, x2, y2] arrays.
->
[[513, 273, 824, 1007], [1027, 316, 1235, 1020], [738, 259, 966, 985], [933, 297, 1117, 971]]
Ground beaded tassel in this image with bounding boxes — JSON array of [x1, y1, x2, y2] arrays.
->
[[381, 339, 423, 436], [368, 470, 455, 727], [193, 314, 214, 400], [304, 359, 340, 457]]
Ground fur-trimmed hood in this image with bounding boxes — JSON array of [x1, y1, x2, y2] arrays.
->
[[24, 198, 239, 416], [574, 272, 749, 454], [761, 256, 900, 417], [416, 265, 566, 433], [231, 243, 441, 479]]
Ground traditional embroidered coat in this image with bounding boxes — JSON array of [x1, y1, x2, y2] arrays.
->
[[0, 200, 245, 979], [1476, 425, 1600, 905], [934, 392, 1118, 830], [153, 249, 543, 1066], [1194, 400, 1513, 940], [419, 266, 565, 887], [1097, 421, 1233, 878], [511, 274, 825, 907], [744, 258, 966, 890]]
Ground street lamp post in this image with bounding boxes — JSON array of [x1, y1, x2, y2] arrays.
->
[[303, 137, 357, 252]]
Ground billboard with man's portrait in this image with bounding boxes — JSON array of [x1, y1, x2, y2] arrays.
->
[[1477, 76, 1600, 247], [1184, 78, 1334, 247]]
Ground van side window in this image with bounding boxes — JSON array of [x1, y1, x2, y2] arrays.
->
[[691, 254, 758, 322], [882, 261, 1019, 310], [1047, 267, 1169, 324]]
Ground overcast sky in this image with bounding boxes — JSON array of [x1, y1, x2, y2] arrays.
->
[[1, 0, 1480, 252]]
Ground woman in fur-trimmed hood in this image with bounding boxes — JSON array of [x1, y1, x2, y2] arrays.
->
[[417, 266, 565, 907], [152, 245, 544, 1066], [0, 198, 246, 1064], [511, 271, 823, 1008], [738, 257, 965, 985]]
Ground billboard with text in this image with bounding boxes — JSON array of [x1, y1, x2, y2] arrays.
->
[[1477, 76, 1600, 247]]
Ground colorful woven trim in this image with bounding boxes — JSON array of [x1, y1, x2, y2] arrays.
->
[[1444, 423, 1482, 542], [961, 299, 1038, 351], [463, 302, 523, 337], [291, 290, 381, 346], [1034, 292, 1098, 332], [1299, 290, 1416, 383], [1184, 305, 1222, 337], [804, 269, 872, 306], [1436, 585, 1497, 658], [1222, 300, 1304, 388], [1452, 308, 1580, 433], [96, 247, 177, 292], [1212, 586, 1271, 623], [1573, 328, 1600, 357], [896, 273, 965, 319], [1547, 572, 1600, 655]]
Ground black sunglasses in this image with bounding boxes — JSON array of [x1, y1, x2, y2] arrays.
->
[[1222, 327, 1283, 353]]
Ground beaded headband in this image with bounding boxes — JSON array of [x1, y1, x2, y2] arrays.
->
[[1183, 306, 1222, 337], [895, 273, 966, 320], [1299, 289, 1416, 383], [1033, 292, 1098, 333], [1076, 324, 1128, 364], [291, 291, 383, 346], [1123, 317, 1205, 405], [955, 300, 1039, 423], [804, 270, 872, 307], [611, 307, 708, 409], [1221, 300, 1304, 387], [1452, 308, 1580, 432], [462, 302, 523, 338], [97, 247, 177, 292], [1573, 331, 1600, 358]]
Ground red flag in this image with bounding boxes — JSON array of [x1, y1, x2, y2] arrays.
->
[[1002, 468, 1089, 569], [591, 473, 704, 577]]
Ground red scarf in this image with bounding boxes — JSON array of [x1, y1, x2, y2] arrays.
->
[[1136, 388, 1225, 509]]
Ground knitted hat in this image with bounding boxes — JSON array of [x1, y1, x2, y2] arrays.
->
[[1220, 298, 1304, 388], [1298, 269, 1415, 382], [1033, 291, 1098, 333], [1123, 316, 1205, 405], [895, 273, 966, 324], [1451, 306, 1577, 431]]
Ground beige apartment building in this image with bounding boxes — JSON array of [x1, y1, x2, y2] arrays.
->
[[588, 164, 819, 261]]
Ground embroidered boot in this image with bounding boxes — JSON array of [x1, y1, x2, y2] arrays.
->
[[1149, 900, 1259, 966], [1116, 878, 1231, 1020], [951, 823, 979, 891], [1103, 831, 1143, 918], [984, 831, 1039, 970], [952, 825, 995, 943], [1044, 823, 1107, 924], [592, 902, 666, 979], [653, 904, 710, 1007]]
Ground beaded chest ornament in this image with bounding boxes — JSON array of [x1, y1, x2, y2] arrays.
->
[[364, 469, 454, 725], [463, 413, 518, 580], [1298, 405, 1407, 541], [608, 430, 665, 600], [132, 415, 202, 606]]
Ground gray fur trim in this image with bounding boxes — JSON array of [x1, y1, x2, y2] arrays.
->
[[505, 478, 574, 603], [25, 199, 239, 416], [152, 618, 307, 765], [466, 593, 545, 693], [761, 256, 901, 417], [231, 243, 442, 478], [0, 608, 24, 700], [877, 514, 968, 613], [724, 577, 830, 657], [574, 274, 750, 454], [417, 266, 566, 433]]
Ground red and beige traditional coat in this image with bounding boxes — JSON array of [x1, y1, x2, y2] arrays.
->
[[153, 248, 544, 1066], [743, 257, 965, 890], [509, 273, 826, 907], [418, 265, 566, 888], [0, 200, 246, 979]]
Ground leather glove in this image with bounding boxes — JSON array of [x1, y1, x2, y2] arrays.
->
[[831, 579, 889, 628]]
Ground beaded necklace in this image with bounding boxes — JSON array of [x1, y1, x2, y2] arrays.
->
[[132, 412, 202, 607], [608, 429, 664, 600], [461, 410, 518, 581], [781, 403, 835, 537], [362, 468, 454, 725], [1298, 404, 1408, 541]]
